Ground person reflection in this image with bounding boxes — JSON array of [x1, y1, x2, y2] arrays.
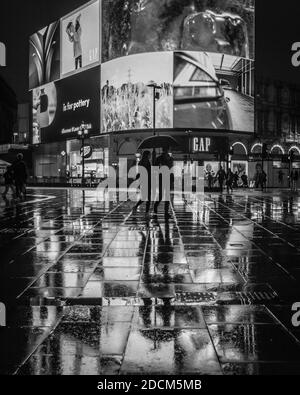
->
[[140, 218, 174, 328]]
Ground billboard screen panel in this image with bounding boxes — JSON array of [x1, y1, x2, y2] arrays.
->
[[173, 51, 254, 132], [61, 0, 100, 78], [101, 52, 173, 133], [102, 0, 254, 62], [29, 21, 61, 90], [32, 67, 100, 144]]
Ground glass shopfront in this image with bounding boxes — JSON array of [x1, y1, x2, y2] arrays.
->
[[67, 137, 109, 180]]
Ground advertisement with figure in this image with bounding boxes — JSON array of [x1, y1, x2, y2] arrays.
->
[[32, 67, 100, 144], [61, 0, 100, 77]]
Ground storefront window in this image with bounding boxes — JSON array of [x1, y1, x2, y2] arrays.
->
[[67, 137, 109, 179]]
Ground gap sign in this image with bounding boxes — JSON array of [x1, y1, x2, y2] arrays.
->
[[192, 136, 229, 155], [193, 138, 211, 153]]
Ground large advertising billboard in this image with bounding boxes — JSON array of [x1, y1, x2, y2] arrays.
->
[[61, 0, 100, 77], [101, 52, 173, 133], [101, 0, 254, 134], [30, 0, 255, 139], [173, 51, 254, 132], [32, 67, 100, 144], [102, 0, 254, 62], [101, 50, 254, 134], [29, 21, 61, 91]]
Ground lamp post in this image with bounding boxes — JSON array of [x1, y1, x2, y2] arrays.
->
[[147, 81, 162, 164], [78, 122, 89, 186]]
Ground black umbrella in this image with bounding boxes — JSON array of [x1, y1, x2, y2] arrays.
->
[[138, 135, 179, 150]]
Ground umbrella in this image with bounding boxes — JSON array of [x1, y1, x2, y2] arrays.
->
[[138, 135, 179, 150]]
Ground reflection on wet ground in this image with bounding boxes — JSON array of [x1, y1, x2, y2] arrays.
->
[[1, 189, 300, 375]]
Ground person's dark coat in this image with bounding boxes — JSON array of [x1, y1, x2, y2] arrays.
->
[[13, 160, 27, 183]]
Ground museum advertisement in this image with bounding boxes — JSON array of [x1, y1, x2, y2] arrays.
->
[[32, 66, 100, 144]]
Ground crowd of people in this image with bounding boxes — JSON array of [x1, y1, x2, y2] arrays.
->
[[1, 154, 28, 201], [206, 166, 249, 193]]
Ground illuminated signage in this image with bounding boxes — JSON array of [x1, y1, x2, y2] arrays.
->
[[80, 145, 93, 158], [193, 137, 212, 153]]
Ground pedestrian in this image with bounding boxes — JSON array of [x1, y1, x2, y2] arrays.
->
[[207, 171, 214, 191], [12, 153, 28, 200], [261, 170, 267, 192], [2, 166, 15, 199], [241, 172, 248, 188], [226, 169, 234, 193], [153, 147, 174, 218], [233, 171, 239, 188], [133, 150, 152, 215], [216, 166, 226, 193]]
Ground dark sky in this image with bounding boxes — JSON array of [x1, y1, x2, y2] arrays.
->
[[1, 0, 300, 103]]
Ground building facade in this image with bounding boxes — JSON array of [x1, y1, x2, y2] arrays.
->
[[28, 0, 256, 187]]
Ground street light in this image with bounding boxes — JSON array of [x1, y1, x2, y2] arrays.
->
[[147, 81, 162, 164], [147, 81, 162, 135], [77, 122, 89, 186]]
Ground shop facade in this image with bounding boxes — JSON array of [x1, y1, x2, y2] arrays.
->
[[32, 135, 109, 184]]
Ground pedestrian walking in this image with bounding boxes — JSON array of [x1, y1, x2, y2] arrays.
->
[[216, 166, 226, 193], [153, 148, 174, 218], [207, 171, 214, 191], [2, 166, 15, 199], [133, 150, 152, 215], [226, 169, 234, 194], [241, 172, 249, 188], [12, 153, 28, 200], [261, 170, 267, 192], [233, 171, 239, 188]]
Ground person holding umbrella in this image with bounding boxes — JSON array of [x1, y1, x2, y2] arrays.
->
[[153, 147, 174, 218], [133, 150, 152, 215], [137, 135, 178, 219]]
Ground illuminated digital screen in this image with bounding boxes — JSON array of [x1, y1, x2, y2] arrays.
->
[[61, 0, 100, 77]]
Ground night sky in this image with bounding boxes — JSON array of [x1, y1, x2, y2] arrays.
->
[[1, 0, 300, 103]]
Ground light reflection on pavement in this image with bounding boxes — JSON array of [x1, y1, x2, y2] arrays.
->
[[0, 188, 300, 375]]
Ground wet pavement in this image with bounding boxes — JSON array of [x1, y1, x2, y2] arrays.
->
[[0, 188, 300, 375]]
